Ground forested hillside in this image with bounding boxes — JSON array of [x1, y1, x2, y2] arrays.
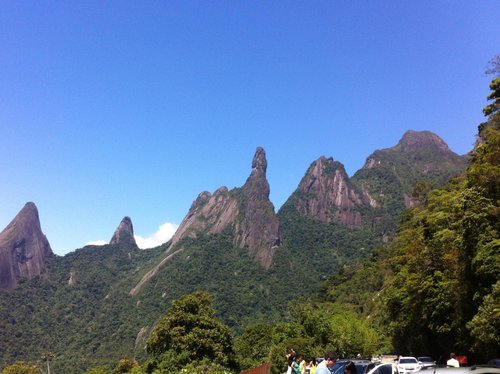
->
[[323, 62, 500, 363], [2, 69, 495, 372]]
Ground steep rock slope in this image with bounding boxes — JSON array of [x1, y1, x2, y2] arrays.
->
[[0, 202, 53, 289], [168, 147, 281, 268], [110, 216, 138, 249], [279, 156, 367, 227]]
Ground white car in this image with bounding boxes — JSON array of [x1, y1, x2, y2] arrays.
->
[[432, 367, 500, 374], [398, 357, 422, 374], [366, 363, 398, 374]]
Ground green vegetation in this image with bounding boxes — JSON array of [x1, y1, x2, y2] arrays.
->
[[144, 291, 236, 373], [0, 60, 497, 373], [319, 63, 500, 362]]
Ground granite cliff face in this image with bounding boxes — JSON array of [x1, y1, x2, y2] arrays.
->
[[110, 216, 138, 249], [279, 130, 467, 239], [168, 147, 281, 268], [168, 187, 239, 248], [0, 202, 53, 289], [281, 156, 366, 227], [236, 147, 281, 267]]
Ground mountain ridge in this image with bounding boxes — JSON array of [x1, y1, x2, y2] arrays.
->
[[0, 129, 471, 372]]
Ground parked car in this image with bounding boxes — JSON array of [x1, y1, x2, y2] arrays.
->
[[431, 366, 500, 374], [365, 363, 398, 374], [418, 357, 436, 369], [330, 359, 373, 374], [397, 356, 422, 374]]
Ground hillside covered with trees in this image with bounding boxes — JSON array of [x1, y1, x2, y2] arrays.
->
[[1, 60, 499, 374]]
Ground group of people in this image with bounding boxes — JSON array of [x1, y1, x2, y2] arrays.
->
[[286, 350, 339, 374]]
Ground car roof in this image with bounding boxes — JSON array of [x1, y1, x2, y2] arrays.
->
[[432, 367, 500, 374]]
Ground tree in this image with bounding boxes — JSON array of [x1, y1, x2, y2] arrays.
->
[[146, 291, 236, 369], [114, 357, 139, 373], [379, 62, 500, 360], [234, 323, 273, 370], [0, 361, 39, 374], [85, 368, 111, 374], [485, 55, 500, 77]]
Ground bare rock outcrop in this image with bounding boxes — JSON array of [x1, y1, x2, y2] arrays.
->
[[110, 216, 138, 249], [0, 202, 53, 289], [169, 187, 239, 249], [168, 147, 281, 268], [236, 147, 281, 267], [280, 157, 366, 227]]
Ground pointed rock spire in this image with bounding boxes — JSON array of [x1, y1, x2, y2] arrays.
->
[[110, 216, 138, 249], [243, 146, 270, 199], [0, 202, 53, 289], [280, 156, 365, 227], [238, 147, 281, 267], [166, 147, 281, 268]]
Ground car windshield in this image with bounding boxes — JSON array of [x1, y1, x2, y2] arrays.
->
[[418, 357, 433, 363], [400, 358, 417, 364], [371, 364, 393, 374]]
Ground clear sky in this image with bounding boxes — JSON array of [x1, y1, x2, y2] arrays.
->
[[1, 1, 499, 255]]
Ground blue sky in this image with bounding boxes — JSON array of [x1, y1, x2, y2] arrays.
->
[[1, 1, 499, 255]]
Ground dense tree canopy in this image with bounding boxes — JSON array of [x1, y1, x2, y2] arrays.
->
[[146, 291, 236, 370], [380, 67, 500, 361]]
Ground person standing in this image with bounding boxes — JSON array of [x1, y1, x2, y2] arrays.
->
[[315, 351, 338, 374], [299, 355, 306, 374], [309, 360, 317, 374], [447, 353, 460, 367]]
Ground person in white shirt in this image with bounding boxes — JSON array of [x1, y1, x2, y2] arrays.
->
[[315, 351, 338, 374], [447, 353, 460, 367]]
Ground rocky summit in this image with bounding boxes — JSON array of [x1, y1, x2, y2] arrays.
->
[[0, 202, 53, 289], [281, 156, 367, 227], [168, 147, 281, 268], [353, 129, 467, 210], [109, 216, 138, 249], [237, 147, 281, 267]]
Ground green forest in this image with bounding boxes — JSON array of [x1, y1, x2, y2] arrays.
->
[[1, 61, 499, 374]]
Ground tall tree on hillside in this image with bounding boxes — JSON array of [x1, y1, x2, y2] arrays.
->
[[146, 291, 236, 370], [382, 57, 500, 360]]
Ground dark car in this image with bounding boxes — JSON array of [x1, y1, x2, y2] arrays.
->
[[330, 359, 374, 374], [418, 356, 436, 369]]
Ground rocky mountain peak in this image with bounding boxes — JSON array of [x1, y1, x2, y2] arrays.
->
[[250, 146, 267, 177], [280, 156, 365, 227], [243, 147, 270, 199], [397, 130, 452, 154], [166, 147, 280, 269], [0, 202, 53, 289], [109, 216, 138, 248], [238, 147, 281, 267]]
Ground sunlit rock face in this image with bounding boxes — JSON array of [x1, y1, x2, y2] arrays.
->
[[281, 156, 366, 227], [0, 202, 53, 289], [168, 147, 281, 268], [236, 147, 281, 268], [109, 216, 138, 249]]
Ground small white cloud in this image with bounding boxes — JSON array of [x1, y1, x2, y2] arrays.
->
[[85, 240, 108, 246], [134, 222, 179, 249]]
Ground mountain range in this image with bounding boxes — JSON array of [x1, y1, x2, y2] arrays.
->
[[0, 130, 467, 372]]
